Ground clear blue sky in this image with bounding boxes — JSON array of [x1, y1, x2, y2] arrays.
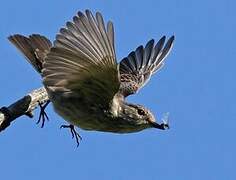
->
[[0, 0, 235, 179]]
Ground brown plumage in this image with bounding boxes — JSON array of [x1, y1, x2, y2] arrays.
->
[[8, 34, 52, 73], [8, 10, 174, 135]]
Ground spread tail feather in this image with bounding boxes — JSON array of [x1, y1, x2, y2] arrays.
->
[[8, 34, 52, 73]]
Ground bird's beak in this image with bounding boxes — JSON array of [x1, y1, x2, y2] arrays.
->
[[149, 121, 169, 130], [146, 112, 169, 130], [150, 112, 170, 130], [150, 121, 163, 129]]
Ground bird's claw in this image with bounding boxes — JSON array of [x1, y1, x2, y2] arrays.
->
[[37, 100, 50, 128], [60, 124, 82, 147]]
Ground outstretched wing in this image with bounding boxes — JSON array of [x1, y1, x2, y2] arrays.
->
[[42, 10, 120, 107], [119, 36, 174, 97]]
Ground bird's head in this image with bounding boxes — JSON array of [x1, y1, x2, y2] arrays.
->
[[118, 103, 169, 132]]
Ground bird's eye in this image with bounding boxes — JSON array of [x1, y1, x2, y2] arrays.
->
[[137, 109, 145, 116]]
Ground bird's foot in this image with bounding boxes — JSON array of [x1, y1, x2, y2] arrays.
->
[[161, 112, 170, 129], [37, 100, 50, 128], [60, 124, 82, 147]]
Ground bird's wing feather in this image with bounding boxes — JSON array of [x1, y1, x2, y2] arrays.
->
[[119, 36, 174, 97], [8, 34, 52, 73], [42, 10, 120, 107]]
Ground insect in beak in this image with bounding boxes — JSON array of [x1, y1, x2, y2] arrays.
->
[[148, 112, 170, 130]]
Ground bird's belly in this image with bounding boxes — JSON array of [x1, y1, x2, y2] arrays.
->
[[48, 92, 147, 133], [52, 100, 146, 133], [52, 99, 107, 131]]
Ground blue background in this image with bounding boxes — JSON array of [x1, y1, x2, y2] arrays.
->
[[0, 0, 235, 179]]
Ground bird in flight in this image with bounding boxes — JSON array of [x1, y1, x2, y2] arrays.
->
[[8, 10, 174, 146]]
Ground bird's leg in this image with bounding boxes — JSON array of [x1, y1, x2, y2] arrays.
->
[[37, 100, 50, 128], [60, 124, 82, 147]]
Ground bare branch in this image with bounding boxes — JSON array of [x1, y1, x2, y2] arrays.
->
[[0, 87, 49, 132]]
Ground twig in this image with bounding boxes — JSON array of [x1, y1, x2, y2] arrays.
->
[[0, 87, 49, 132]]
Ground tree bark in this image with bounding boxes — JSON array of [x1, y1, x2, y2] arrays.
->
[[0, 87, 49, 132]]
